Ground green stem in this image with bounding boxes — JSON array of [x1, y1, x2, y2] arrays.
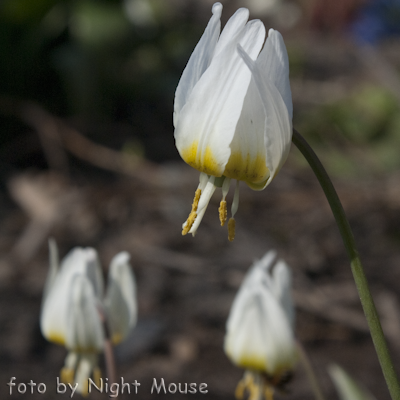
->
[[292, 129, 400, 400]]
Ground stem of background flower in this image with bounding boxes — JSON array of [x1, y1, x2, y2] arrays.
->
[[98, 308, 118, 398], [296, 341, 326, 400], [292, 129, 400, 400], [104, 339, 117, 390]]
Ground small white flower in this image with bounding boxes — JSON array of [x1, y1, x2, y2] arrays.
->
[[224, 251, 296, 400], [40, 239, 137, 395], [174, 3, 292, 241]]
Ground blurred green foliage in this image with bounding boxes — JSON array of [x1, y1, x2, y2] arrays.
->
[[0, 0, 208, 163], [296, 84, 400, 177]]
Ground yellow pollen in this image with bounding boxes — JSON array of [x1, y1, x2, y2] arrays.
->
[[219, 200, 227, 226], [228, 218, 236, 242], [60, 368, 74, 385], [182, 188, 201, 235]]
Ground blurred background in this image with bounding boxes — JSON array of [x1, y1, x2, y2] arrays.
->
[[1, 0, 400, 398]]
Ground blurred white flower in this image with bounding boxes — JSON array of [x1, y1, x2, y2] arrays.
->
[[329, 364, 376, 400], [224, 251, 296, 400], [174, 3, 292, 241], [41, 239, 137, 395]]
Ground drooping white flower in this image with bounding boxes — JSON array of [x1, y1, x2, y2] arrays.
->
[[224, 251, 296, 400], [174, 3, 292, 241], [40, 239, 137, 395]]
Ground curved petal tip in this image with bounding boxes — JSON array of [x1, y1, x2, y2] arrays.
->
[[212, 2, 223, 15], [112, 251, 131, 265]]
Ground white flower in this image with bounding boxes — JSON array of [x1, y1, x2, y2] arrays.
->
[[224, 251, 296, 400], [174, 3, 292, 241], [40, 239, 137, 395]]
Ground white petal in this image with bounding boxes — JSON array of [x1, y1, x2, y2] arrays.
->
[[66, 275, 104, 352], [242, 250, 276, 289], [174, 18, 265, 178], [225, 282, 295, 374], [272, 260, 295, 327], [224, 75, 270, 187], [256, 250, 277, 273], [237, 44, 292, 188], [213, 7, 249, 57], [84, 249, 104, 299], [104, 252, 137, 344], [173, 3, 222, 127], [42, 238, 60, 305], [40, 247, 103, 346], [257, 29, 293, 120]]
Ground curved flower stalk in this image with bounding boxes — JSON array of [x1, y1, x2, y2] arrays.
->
[[224, 251, 296, 400], [40, 239, 137, 396], [174, 3, 292, 241]]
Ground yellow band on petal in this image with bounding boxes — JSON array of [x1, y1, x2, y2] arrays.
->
[[48, 332, 66, 346], [235, 354, 294, 385], [223, 151, 269, 185], [236, 354, 267, 372], [180, 141, 223, 176]]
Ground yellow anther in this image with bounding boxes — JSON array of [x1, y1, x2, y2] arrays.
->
[[235, 379, 245, 400], [182, 189, 201, 235], [182, 211, 197, 235], [93, 367, 102, 389], [235, 372, 252, 400], [219, 200, 228, 226], [228, 218, 236, 242], [81, 379, 89, 397], [60, 368, 74, 385], [264, 386, 274, 400], [235, 372, 262, 400]]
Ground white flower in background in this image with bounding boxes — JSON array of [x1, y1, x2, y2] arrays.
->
[[41, 239, 137, 396], [224, 251, 296, 400], [174, 3, 292, 241], [329, 364, 376, 400]]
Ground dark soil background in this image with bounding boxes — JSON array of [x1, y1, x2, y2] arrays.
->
[[1, 0, 400, 399]]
